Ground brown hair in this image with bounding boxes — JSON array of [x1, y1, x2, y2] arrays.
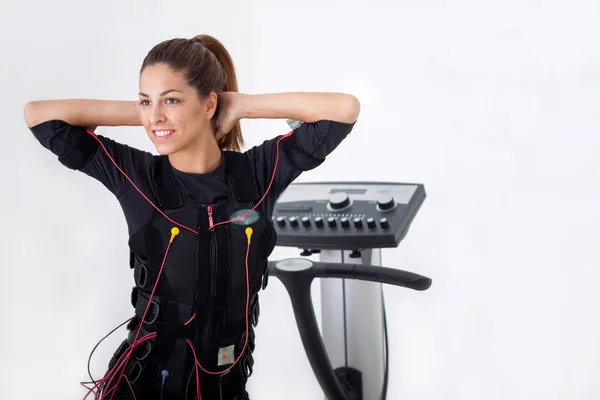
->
[[140, 34, 244, 151]]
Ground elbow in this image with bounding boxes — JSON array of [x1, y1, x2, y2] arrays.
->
[[341, 94, 361, 124], [24, 101, 42, 128]]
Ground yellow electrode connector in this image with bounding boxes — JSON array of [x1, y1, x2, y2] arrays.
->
[[170, 227, 180, 243]]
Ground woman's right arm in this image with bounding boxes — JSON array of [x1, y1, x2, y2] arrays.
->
[[23, 99, 154, 198], [23, 99, 140, 128]]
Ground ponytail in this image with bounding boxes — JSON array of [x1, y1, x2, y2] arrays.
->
[[193, 35, 244, 152]]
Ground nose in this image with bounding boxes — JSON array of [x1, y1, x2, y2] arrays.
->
[[149, 103, 166, 125]]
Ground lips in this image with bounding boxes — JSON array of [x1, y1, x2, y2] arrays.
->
[[153, 130, 175, 141]]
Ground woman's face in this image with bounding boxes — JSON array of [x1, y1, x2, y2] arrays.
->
[[138, 63, 217, 155]]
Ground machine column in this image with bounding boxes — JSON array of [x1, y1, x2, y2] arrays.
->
[[320, 248, 385, 400]]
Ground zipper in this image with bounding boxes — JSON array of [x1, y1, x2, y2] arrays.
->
[[207, 205, 214, 231], [201, 205, 218, 363]]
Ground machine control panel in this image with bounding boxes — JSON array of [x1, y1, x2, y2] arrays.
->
[[272, 182, 426, 250]]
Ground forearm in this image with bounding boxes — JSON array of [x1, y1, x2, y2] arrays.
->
[[237, 92, 360, 124], [23, 99, 140, 128]]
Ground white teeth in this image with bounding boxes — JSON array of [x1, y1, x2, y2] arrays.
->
[[155, 130, 174, 137]]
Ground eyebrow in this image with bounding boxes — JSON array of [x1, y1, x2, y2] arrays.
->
[[138, 89, 184, 97]]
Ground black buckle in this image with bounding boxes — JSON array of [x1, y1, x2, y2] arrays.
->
[[239, 328, 256, 354], [124, 359, 143, 384], [240, 351, 254, 378], [261, 269, 269, 290], [142, 300, 160, 325], [134, 263, 149, 289], [250, 295, 260, 327], [134, 341, 153, 361], [132, 288, 160, 325]]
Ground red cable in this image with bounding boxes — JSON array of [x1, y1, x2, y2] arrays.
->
[[83, 128, 294, 399], [105, 237, 176, 400]]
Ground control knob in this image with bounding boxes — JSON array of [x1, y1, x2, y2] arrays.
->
[[301, 216, 311, 227], [327, 217, 336, 228], [289, 217, 298, 227], [276, 216, 286, 227], [353, 217, 363, 228], [367, 217, 376, 229], [380, 218, 389, 229], [377, 195, 395, 211], [314, 217, 324, 228], [340, 217, 350, 228], [328, 192, 351, 210]]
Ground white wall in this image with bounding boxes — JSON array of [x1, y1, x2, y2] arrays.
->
[[2, 0, 600, 399]]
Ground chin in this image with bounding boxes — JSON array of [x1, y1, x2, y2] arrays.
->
[[153, 143, 177, 156]]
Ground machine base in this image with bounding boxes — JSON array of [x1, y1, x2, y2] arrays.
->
[[334, 366, 363, 400]]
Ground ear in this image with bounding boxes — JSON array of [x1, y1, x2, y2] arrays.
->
[[204, 92, 218, 120]]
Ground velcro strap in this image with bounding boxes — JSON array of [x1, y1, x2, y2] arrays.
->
[[223, 151, 259, 202], [153, 156, 182, 209]]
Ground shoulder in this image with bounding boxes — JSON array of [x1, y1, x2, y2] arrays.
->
[[30, 119, 156, 197], [244, 119, 357, 173]]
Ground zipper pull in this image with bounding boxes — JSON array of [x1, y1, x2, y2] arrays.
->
[[207, 205, 214, 231]]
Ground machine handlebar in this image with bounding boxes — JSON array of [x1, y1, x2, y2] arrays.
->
[[266, 258, 432, 400], [268, 258, 432, 291]]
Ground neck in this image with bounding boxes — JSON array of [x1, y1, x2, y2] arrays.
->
[[168, 134, 222, 174]]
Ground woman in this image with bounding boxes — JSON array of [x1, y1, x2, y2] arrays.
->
[[24, 34, 359, 400]]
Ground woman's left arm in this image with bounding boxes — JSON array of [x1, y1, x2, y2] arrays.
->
[[236, 92, 360, 124], [229, 92, 360, 211]]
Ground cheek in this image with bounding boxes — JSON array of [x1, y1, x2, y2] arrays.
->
[[138, 109, 152, 128]]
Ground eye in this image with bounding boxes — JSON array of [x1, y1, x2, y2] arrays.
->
[[166, 98, 179, 104], [139, 100, 150, 106]]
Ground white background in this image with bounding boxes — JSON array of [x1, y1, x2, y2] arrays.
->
[[2, 0, 600, 399]]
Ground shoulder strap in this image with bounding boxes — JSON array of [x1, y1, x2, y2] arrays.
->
[[223, 151, 260, 203], [152, 155, 183, 209]]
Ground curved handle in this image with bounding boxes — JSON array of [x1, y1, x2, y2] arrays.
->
[[266, 258, 432, 400], [270, 258, 432, 291], [315, 262, 432, 291]]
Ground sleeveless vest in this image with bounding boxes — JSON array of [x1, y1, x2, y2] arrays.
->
[[107, 151, 277, 399]]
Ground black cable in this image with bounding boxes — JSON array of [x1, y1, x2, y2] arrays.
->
[[87, 317, 133, 397], [380, 290, 389, 400], [185, 365, 194, 400]]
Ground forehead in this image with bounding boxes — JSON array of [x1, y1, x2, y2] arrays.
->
[[139, 63, 190, 94]]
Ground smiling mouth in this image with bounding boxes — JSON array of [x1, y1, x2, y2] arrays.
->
[[153, 130, 176, 140]]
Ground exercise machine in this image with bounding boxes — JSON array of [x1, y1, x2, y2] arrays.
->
[[267, 181, 431, 400]]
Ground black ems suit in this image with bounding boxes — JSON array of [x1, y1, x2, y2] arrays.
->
[[28, 119, 356, 399]]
